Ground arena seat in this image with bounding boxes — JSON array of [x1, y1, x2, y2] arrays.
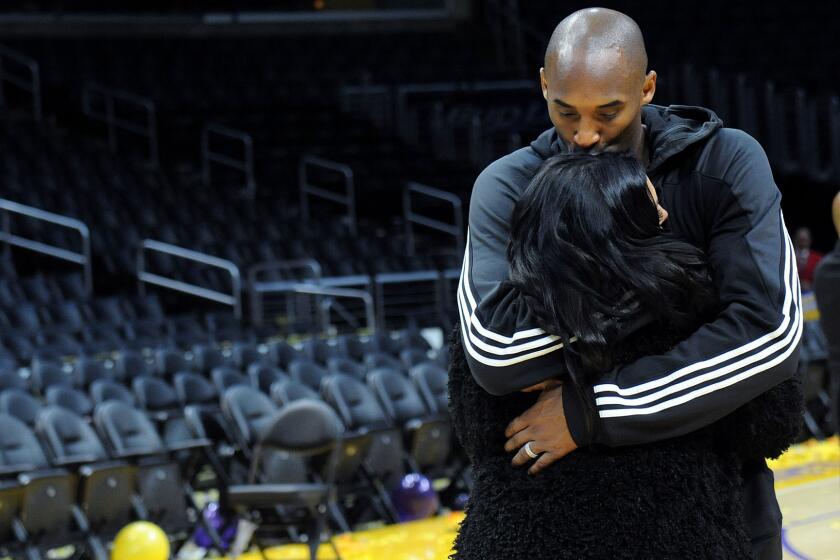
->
[[0, 389, 44, 429], [191, 343, 228, 373], [247, 363, 289, 394], [211, 366, 249, 394], [363, 351, 404, 374], [226, 399, 343, 560], [113, 350, 152, 382], [36, 406, 137, 543], [89, 379, 136, 407], [45, 385, 94, 417], [93, 401, 201, 542], [327, 356, 366, 380], [399, 347, 432, 370], [288, 358, 329, 390], [0, 413, 89, 559], [410, 362, 450, 418], [270, 379, 321, 407], [366, 367, 452, 472], [173, 372, 218, 407]]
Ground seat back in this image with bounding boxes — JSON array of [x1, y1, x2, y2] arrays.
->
[[0, 413, 49, 470], [192, 344, 226, 373], [327, 357, 365, 379], [270, 379, 320, 406], [399, 348, 430, 370], [221, 386, 278, 447], [94, 401, 165, 457], [364, 351, 403, 373], [367, 368, 429, 424], [247, 364, 288, 393], [73, 358, 109, 388], [410, 363, 449, 417], [32, 361, 74, 392], [174, 372, 218, 406], [114, 349, 151, 381], [266, 341, 301, 368], [255, 399, 342, 485], [230, 342, 260, 369], [320, 374, 389, 430], [90, 379, 136, 406], [133, 376, 179, 412], [0, 370, 27, 392], [212, 366, 249, 393], [0, 388, 44, 429], [288, 358, 328, 389], [338, 334, 369, 362], [45, 386, 94, 417], [155, 348, 189, 377], [37, 406, 109, 463]]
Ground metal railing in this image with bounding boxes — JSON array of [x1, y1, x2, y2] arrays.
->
[[82, 84, 159, 168], [247, 259, 322, 328], [299, 155, 357, 235], [403, 182, 464, 256], [0, 45, 42, 121], [201, 123, 256, 197], [290, 283, 376, 335], [373, 269, 445, 330], [137, 240, 242, 320], [0, 199, 93, 295]]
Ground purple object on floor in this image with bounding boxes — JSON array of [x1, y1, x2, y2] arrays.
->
[[391, 473, 440, 522], [192, 501, 237, 550]]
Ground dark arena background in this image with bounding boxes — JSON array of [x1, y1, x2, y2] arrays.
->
[[0, 1, 838, 559]]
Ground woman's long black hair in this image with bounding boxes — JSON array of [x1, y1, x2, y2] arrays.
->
[[507, 151, 716, 376]]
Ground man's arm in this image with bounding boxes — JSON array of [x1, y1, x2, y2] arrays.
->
[[458, 156, 572, 394], [577, 129, 801, 446]]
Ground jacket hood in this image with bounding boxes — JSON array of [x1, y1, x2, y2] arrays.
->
[[529, 104, 723, 174]]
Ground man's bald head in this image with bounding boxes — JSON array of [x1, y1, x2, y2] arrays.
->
[[832, 191, 840, 237], [545, 8, 647, 84]]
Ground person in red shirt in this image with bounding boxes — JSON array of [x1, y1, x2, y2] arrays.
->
[[794, 227, 823, 290]]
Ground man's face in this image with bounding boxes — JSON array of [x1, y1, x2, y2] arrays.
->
[[540, 52, 655, 154]]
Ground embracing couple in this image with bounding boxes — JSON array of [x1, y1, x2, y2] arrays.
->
[[448, 8, 804, 560]]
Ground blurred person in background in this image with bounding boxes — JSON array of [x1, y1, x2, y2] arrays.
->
[[794, 227, 823, 290], [814, 192, 840, 436]]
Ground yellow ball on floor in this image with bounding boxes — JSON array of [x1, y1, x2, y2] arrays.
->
[[111, 521, 170, 560]]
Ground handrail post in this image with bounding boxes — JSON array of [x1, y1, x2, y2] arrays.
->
[[403, 182, 464, 256], [0, 46, 43, 121], [81, 84, 159, 168], [247, 259, 323, 328], [299, 156, 357, 236], [0, 199, 94, 296], [137, 240, 243, 320], [201, 124, 256, 198]]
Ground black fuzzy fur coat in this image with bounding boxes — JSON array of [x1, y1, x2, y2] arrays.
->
[[448, 292, 803, 559]]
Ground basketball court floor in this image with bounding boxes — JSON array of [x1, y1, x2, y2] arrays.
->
[[251, 437, 840, 560]]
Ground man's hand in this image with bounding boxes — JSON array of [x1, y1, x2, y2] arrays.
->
[[504, 383, 578, 475]]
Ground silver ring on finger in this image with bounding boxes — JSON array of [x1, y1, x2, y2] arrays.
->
[[524, 441, 539, 459]]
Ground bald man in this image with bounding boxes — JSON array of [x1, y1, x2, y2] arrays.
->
[[458, 8, 799, 559], [814, 192, 840, 437]]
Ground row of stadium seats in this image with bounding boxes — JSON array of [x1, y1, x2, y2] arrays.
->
[[1, 337, 460, 556]]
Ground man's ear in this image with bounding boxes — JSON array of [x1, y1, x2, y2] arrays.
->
[[540, 67, 549, 101], [641, 70, 657, 106]]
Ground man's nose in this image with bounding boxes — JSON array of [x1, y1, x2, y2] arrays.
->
[[573, 123, 601, 150]]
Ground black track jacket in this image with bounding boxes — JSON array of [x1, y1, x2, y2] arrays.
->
[[458, 104, 801, 544]]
